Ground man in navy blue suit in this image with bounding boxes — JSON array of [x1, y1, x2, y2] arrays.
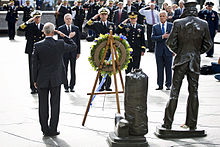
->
[[58, 13, 81, 92], [152, 10, 173, 90], [173, 0, 185, 21]]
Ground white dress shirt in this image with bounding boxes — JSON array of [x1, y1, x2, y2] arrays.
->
[[139, 8, 159, 25]]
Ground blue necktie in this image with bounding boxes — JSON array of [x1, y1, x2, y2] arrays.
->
[[161, 23, 165, 34]]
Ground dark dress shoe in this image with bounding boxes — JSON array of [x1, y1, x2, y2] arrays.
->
[[70, 89, 75, 92], [166, 87, 170, 90], [189, 126, 197, 131], [49, 131, 60, 136], [161, 124, 171, 130], [99, 88, 104, 91], [31, 90, 38, 94], [206, 55, 213, 57], [106, 88, 112, 91], [43, 131, 50, 137], [64, 88, 69, 92], [156, 87, 163, 90]]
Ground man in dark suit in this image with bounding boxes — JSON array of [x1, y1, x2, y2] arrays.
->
[[152, 10, 173, 90], [116, 11, 146, 74], [58, 13, 81, 92], [3, 0, 18, 40], [161, 1, 212, 130], [173, 0, 185, 20], [19, 11, 45, 94], [32, 22, 77, 136], [198, 2, 219, 57], [85, 7, 115, 91], [113, 2, 128, 28]]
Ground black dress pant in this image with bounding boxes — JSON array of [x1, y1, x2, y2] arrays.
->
[[28, 54, 36, 91], [63, 52, 76, 90], [38, 85, 61, 134], [147, 24, 155, 52], [163, 62, 199, 128], [99, 75, 111, 90], [8, 21, 16, 40], [125, 55, 141, 74]]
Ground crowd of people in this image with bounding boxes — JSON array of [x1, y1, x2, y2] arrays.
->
[[2, 0, 219, 92], [1, 0, 219, 136]]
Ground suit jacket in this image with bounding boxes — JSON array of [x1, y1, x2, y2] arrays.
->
[[85, 20, 115, 38], [116, 23, 146, 56], [20, 22, 45, 54], [32, 37, 77, 88], [173, 8, 184, 20], [166, 16, 213, 74], [151, 22, 173, 56], [58, 24, 81, 55], [123, 5, 137, 13], [113, 9, 128, 26]]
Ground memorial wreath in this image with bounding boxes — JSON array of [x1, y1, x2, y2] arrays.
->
[[88, 34, 133, 75]]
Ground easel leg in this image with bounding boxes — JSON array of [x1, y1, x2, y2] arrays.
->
[[82, 71, 101, 126], [110, 40, 121, 114]]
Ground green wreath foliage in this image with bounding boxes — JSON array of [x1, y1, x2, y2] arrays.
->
[[88, 34, 133, 75]]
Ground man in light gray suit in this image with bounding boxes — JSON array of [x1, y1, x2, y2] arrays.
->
[[152, 10, 173, 90]]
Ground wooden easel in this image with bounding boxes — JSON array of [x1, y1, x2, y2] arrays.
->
[[82, 30, 125, 126]]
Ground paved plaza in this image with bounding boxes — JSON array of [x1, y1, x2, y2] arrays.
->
[[0, 33, 220, 147]]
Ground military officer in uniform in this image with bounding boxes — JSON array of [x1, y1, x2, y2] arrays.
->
[[55, 0, 72, 28], [133, 0, 146, 24], [72, 0, 85, 33], [85, 7, 115, 91], [198, 1, 219, 57], [3, 0, 19, 40], [19, 11, 45, 94], [107, 0, 117, 22], [116, 11, 146, 74], [20, 0, 34, 22]]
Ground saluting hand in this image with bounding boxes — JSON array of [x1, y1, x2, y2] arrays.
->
[[54, 30, 67, 38], [92, 14, 100, 20], [122, 18, 130, 24]]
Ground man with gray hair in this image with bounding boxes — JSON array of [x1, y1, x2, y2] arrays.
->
[[151, 10, 173, 90], [32, 22, 77, 136], [58, 13, 81, 93], [173, 0, 185, 20]]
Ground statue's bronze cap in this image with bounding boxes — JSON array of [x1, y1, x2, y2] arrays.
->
[[184, 0, 197, 8]]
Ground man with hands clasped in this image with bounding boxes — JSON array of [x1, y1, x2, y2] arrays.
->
[[152, 10, 173, 90]]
